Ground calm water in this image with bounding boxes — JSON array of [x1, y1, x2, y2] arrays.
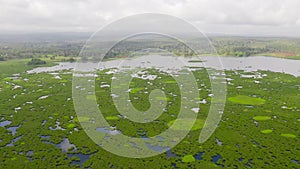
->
[[42, 138, 77, 152], [194, 152, 204, 160], [7, 125, 20, 136], [28, 56, 300, 77], [212, 154, 222, 163], [0, 120, 11, 127], [68, 153, 91, 166]]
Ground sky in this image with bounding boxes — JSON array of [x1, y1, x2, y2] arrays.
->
[[1, 0, 300, 37]]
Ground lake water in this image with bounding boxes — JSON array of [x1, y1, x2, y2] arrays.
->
[[6, 136, 22, 147], [68, 153, 91, 166], [194, 152, 204, 160], [7, 125, 20, 136], [40, 136, 91, 165], [42, 138, 77, 152], [27, 56, 300, 77], [212, 154, 222, 163], [0, 120, 11, 127]]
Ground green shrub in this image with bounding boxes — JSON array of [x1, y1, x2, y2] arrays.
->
[[27, 58, 46, 65]]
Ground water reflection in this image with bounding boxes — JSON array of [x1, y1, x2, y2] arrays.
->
[[43, 138, 77, 152], [6, 136, 22, 146], [292, 159, 299, 164], [7, 125, 21, 136], [27, 150, 34, 161], [58, 138, 77, 152], [212, 154, 222, 163], [38, 134, 50, 139], [194, 152, 204, 160], [166, 150, 177, 158], [171, 163, 178, 169], [96, 127, 122, 135], [68, 153, 91, 166], [216, 138, 223, 146], [146, 143, 169, 152], [28, 56, 300, 77], [0, 120, 12, 127]]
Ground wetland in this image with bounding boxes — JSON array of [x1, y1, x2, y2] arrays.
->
[[0, 55, 299, 168]]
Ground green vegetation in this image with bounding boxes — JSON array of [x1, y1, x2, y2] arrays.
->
[[27, 58, 46, 65], [212, 37, 300, 58], [0, 59, 299, 168], [167, 119, 205, 131], [104, 36, 300, 59], [253, 116, 271, 121], [0, 34, 83, 60], [228, 95, 266, 105], [2, 35, 300, 61], [0, 59, 55, 77], [67, 124, 76, 129], [280, 133, 297, 138], [105, 116, 119, 121], [182, 155, 195, 163], [0, 59, 32, 76], [188, 60, 204, 63], [260, 129, 273, 134]]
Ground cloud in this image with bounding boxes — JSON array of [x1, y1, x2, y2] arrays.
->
[[0, 0, 300, 36]]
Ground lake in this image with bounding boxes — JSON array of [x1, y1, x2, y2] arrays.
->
[[27, 56, 300, 77]]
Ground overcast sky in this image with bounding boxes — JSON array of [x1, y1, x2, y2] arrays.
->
[[1, 0, 300, 36]]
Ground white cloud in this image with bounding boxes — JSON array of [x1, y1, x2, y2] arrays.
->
[[0, 0, 300, 36]]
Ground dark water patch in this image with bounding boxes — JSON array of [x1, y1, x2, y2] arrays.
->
[[27, 150, 34, 155], [146, 143, 169, 152], [38, 135, 50, 139], [68, 153, 91, 166], [26, 150, 34, 161], [56, 138, 77, 152], [254, 120, 258, 127], [292, 159, 299, 164], [211, 154, 222, 163], [140, 135, 149, 140], [96, 127, 122, 135], [245, 159, 253, 168], [216, 138, 223, 146], [171, 163, 178, 169], [7, 125, 21, 136], [157, 136, 164, 142], [6, 135, 23, 146], [166, 150, 177, 158], [252, 140, 260, 147], [130, 142, 140, 150], [0, 120, 12, 127], [49, 121, 66, 131], [194, 152, 204, 160], [43, 138, 77, 152], [137, 129, 147, 137], [41, 120, 47, 126]]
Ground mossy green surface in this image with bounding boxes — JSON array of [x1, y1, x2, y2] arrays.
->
[[253, 116, 271, 121], [182, 155, 195, 162], [260, 129, 273, 134], [228, 95, 266, 105], [167, 119, 205, 131], [280, 133, 297, 138]]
